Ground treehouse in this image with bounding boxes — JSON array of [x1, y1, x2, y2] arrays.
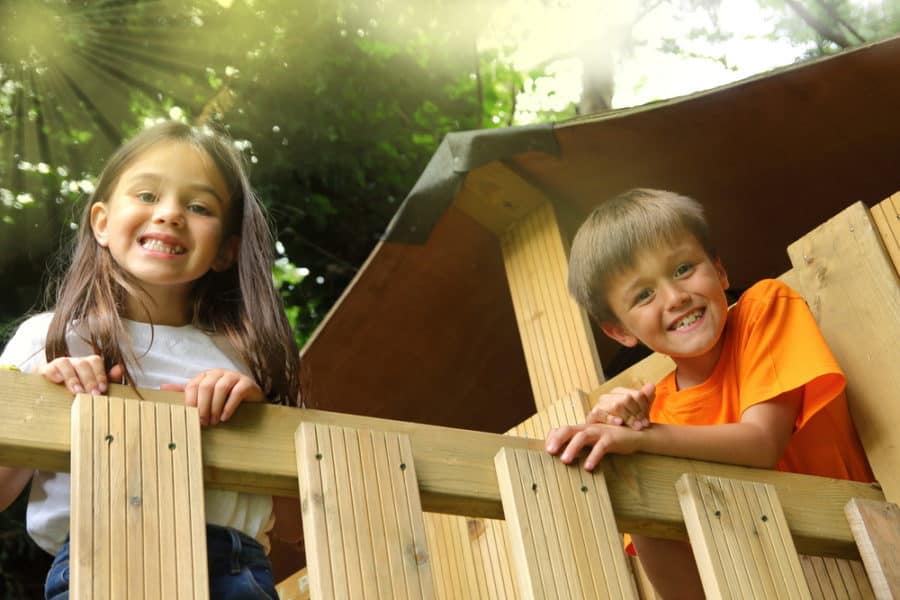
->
[[2, 35, 900, 599]]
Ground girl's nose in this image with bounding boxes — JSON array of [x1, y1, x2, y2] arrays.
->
[[152, 198, 185, 226]]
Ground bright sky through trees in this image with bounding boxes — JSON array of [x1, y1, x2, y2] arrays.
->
[[481, 0, 829, 121]]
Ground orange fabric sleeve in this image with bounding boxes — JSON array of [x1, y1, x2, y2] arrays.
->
[[732, 279, 845, 430]]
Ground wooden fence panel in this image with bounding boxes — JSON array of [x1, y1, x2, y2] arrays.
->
[[296, 423, 434, 599], [677, 474, 810, 600], [70, 394, 208, 600]]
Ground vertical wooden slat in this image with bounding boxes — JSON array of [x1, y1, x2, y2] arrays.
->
[[71, 396, 207, 599], [92, 395, 110, 599], [845, 498, 900, 599], [124, 399, 143, 596], [155, 403, 178, 600], [107, 397, 127, 598], [677, 474, 811, 600], [870, 193, 900, 275], [495, 446, 638, 600], [70, 394, 93, 599], [500, 202, 604, 412], [139, 402, 161, 600], [171, 406, 195, 599], [184, 405, 208, 600], [296, 423, 433, 599]]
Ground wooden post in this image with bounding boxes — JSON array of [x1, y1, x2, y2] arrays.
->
[[845, 498, 900, 599], [677, 474, 810, 600], [495, 446, 638, 599], [70, 394, 208, 600], [296, 422, 434, 599]]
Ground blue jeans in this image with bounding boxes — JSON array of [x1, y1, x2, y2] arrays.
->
[[45, 524, 276, 599]]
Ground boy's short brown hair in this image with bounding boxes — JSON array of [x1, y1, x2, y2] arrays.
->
[[568, 188, 715, 323]]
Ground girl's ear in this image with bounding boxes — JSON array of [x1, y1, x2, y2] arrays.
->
[[600, 320, 639, 347], [90, 202, 110, 247], [212, 235, 240, 272]]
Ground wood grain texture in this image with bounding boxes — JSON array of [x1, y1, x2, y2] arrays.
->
[[846, 498, 900, 599], [786, 202, 900, 504], [495, 446, 638, 599], [501, 201, 603, 412], [0, 371, 883, 557], [677, 474, 811, 600], [296, 423, 434, 599], [69, 395, 208, 600]]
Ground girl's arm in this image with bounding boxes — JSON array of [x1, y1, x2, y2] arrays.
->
[[546, 388, 802, 471], [0, 466, 33, 512]]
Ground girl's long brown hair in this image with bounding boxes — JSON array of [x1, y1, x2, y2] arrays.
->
[[45, 121, 300, 405]]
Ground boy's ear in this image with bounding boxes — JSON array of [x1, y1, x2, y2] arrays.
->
[[599, 320, 639, 348], [212, 235, 240, 272], [90, 202, 110, 247], [714, 256, 730, 290]]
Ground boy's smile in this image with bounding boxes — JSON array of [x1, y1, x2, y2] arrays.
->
[[601, 232, 730, 386]]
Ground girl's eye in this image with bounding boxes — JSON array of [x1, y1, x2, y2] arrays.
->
[[136, 192, 157, 203], [674, 263, 694, 278], [187, 203, 211, 215]]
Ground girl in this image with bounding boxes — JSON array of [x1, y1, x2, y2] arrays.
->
[[0, 120, 301, 599]]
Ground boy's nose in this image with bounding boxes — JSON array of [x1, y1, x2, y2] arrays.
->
[[662, 284, 690, 309]]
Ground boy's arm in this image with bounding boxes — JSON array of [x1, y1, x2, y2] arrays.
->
[[547, 388, 802, 471]]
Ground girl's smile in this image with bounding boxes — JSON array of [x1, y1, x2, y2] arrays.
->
[[90, 140, 238, 324]]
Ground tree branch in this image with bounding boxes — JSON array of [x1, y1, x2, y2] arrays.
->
[[783, 0, 852, 48]]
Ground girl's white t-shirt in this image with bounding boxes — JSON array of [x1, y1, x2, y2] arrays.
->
[[0, 313, 274, 556]]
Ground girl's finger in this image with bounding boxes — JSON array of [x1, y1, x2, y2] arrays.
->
[[55, 361, 84, 394], [209, 374, 236, 426]]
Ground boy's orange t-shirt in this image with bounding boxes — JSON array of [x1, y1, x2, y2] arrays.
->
[[650, 278, 873, 482]]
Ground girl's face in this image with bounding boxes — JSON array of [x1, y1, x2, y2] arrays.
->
[[90, 140, 239, 323]]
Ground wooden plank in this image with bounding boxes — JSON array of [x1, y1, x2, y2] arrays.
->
[[92, 395, 110, 599], [0, 371, 884, 555], [500, 202, 603, 412], [454, 160, 548, 237], [70, 395, 93, 599], [184, 404, 209, 600], [170, 406, 196, 599], [155, 403, 178, 600], [139, 402, 161, 600], [870, 193, 900, 275], [787, 202, 900, 504], [296, 423, 433, 600], [70, 396, 207, 599], [124, 400, 144, 598], [274, 567, 311, 600], [107, 397, 127, 598], [677, 474, 811, 600], [495, 447, 638, 599], [846, 498, 900, 598]]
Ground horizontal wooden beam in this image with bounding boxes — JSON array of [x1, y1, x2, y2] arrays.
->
[[0, 370, 883, 557]]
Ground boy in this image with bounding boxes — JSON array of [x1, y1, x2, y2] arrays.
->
[[545, 188, 873, 598]]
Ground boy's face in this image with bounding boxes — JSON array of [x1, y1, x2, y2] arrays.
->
[[600, 232, 730, 367]]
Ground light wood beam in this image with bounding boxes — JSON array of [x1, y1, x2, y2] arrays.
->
[[0, 370, 883, 557]]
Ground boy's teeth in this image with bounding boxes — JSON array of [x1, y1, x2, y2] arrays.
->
[[141, 239, 185, 254], [674, 309, 703, 330]]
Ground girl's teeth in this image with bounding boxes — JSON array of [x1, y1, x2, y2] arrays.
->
[[142, 239, 184, 254]]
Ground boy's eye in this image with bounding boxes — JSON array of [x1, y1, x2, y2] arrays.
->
[[674, 263, 694, 277], [635, 288, 653, 303], [136, 192, 157, 203]]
